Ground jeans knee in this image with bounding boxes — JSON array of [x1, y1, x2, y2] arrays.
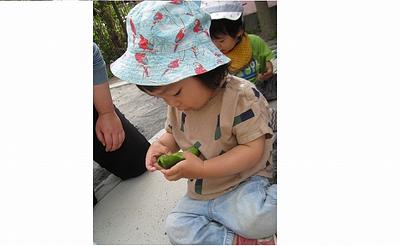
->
[[236, 209, 277, 239], [165, 213, 192, 245], [166, 212, 216, 244], [165, 213, 180, 244]]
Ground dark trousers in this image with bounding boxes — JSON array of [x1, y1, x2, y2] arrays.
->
[[94, 106, 149, 180]]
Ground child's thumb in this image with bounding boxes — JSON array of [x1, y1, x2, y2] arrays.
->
[[182, 151, 195, 160]]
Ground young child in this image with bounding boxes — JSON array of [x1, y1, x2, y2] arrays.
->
[[201, 1, 277, 101], [111, 1, 276, 244]]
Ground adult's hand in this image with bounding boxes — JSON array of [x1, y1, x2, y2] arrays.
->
[[94, 82, 125, 152], [95, 111, 125, 152]]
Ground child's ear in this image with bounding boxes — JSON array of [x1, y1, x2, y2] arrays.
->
[[237, 28, 245, 39]]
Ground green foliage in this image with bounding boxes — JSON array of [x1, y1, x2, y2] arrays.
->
[[93, 1, 138, 76]]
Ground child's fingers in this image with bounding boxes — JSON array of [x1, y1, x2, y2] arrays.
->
[[145, 155, 158, 172], [161, 167, 179, 181], [160, 164, 177, 176], [160, 168, 170, 176], [146, 150, 169, 172], [182, 151, 195, 160], [146, 142, 175, 172], [259, 72, 273, 81], [145, 154, 152, 168], [148, 165, 158, 172], [154, 142, 171, 155]]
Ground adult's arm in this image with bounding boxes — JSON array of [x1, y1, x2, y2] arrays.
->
[[93, 43, 125, 152]]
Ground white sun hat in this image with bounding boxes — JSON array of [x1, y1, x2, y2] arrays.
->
[[200, 1, 244, 21]]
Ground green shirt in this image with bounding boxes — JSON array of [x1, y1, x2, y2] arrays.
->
[[234, 34, 275, 83]]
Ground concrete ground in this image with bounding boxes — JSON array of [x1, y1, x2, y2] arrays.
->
[[94, 172, 186, 244]]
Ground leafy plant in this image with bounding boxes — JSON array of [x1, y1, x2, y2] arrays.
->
[[93, 1, 138, 75]]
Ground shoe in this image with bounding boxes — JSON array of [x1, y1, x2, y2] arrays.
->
[[256, 234, 277, 245], [235, 234, 277, 245]]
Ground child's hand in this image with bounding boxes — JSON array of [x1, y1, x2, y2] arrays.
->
[[160, 151, 204, 181], [145, 141, 171, 172], [257, 70, 273, 81], [258, 61, 274, 81]]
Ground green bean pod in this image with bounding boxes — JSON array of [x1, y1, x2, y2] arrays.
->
[[157, 146, 200, 169]]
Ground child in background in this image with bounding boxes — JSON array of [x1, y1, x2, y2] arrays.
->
[[201, 1, 277, 101], [111, 1, 276, 244]]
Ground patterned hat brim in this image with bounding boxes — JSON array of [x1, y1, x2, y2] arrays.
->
[[111, 41, 230, 86]]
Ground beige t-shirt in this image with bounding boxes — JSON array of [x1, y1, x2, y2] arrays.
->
[[165, 75, 274, 200]]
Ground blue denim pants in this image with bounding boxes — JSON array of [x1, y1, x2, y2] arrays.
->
[[165, 176, 277, 245]]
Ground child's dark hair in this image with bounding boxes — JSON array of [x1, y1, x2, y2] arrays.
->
[[209, 16, 244, 39], [137, 63, 229, 93]]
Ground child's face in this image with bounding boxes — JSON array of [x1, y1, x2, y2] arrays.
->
[[146, 77, 216, 111], [211, 30, 243, 54]]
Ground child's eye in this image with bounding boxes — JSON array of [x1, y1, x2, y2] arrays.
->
[[212, 38, 224, 44], [174, 89, 181, 96]]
